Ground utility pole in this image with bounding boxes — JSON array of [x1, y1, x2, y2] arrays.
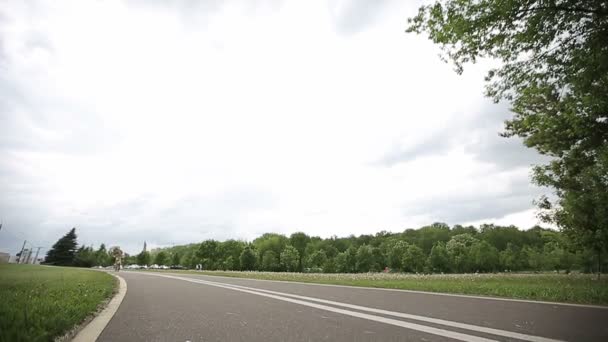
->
[[18, 240, 27, 264], [33, 247, 43, 265], [25, 249, 32, 264]]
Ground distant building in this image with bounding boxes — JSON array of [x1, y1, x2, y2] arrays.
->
[[0, 252, 9, 263]]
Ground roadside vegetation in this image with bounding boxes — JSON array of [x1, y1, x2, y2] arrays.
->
[[145, 270, 608, 305], [140, 224, 606, 276], [0, 264, 116, 342]]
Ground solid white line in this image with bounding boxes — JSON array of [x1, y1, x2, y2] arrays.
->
[[72, 273, 127, 342], [168, 271, 608, 310], [192, 277, 565, 342], [134, 272, 499, 342]]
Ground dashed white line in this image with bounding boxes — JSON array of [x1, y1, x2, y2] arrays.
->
[[142, 272, 500, 342]]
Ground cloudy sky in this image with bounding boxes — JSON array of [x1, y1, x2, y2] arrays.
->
[[0, 0, 549, 255]]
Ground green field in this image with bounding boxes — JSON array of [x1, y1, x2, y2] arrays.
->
[[141, 269, 608, 305], [0, 264, 116, 342]]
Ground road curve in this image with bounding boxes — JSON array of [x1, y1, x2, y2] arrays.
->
[[98, 271, 607, 342]]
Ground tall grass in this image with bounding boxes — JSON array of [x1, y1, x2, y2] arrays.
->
[[0, 264, 116, 342]]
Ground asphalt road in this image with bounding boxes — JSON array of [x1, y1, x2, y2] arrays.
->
[[98, 271, 608, 342]]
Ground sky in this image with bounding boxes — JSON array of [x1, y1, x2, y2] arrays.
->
[[0, 0, 551, 255]]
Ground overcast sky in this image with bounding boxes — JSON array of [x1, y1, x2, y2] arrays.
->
[[0, 0, 550, 255]]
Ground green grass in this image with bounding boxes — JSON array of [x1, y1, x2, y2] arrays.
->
[[0, 264, 117, 342], [141, 269, 608, 305]]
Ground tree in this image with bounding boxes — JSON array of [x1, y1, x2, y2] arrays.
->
[[239, 246, 257, 271], [45, 227, 78, 266], [356, 245, 374, 273], [95, 243, 110, 267], [417, 223, 451, 253], [74, 246, 96, 267], [471, 240, 499, 272], [428, 242, 450, 273], [197, 240, 220, 270], [537, 156, 608, 277], [137, 251, 151, 266], [499, 243, 521, 271], [290, 232, 311, 271], [280, 245, 299, 272], [261, 250, 280, 271], [388, 241, 409, 271], [407, 0, 608, 277], [446, 234, 478, 273], [181, 251, 197, 269], [306, 250, 327, 271], [171, 252, 181, 266], [218, 240, 246, 271], [402, 245, 425, 273], [543, 241, 576, 273], [154, 251, 168, 265], [253, 233, 288, 266], [335, 252, 349, 273], [323, 258, 337, 273], [523, 246, 545, 272]]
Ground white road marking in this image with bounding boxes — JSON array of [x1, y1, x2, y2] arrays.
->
[[173, 272, 608, 310], [194, 277, 565, 342], [134, 272, 498, 342]]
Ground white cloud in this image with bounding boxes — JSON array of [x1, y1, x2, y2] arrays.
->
[[0, 1, 549, 255]]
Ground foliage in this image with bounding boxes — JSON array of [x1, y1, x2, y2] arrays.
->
[[73, 246, 96, 268], [261, 250, 280, 271], [196, 240, 220, 269], [355, 245, 374, 273], [44, 228, 78, 266], [171, 252, 180, 266], [387, 240, 408, 270], [142, 223, 607, 274], [95, 243, 111, 267], [428, 242, 450, 273], [239, 246, 257, 271], [446, 234, 478, 273], [402, 244, 425, 273], [290, 232, 311, 271], [406, 0, 608, 274], [154, 251, 168, 266], [306, 250, 327, 270], [253, 233, 288, 266], [136, 251, 151, 266], [280, 245, 299, 272], [471, 240, 500, 272]]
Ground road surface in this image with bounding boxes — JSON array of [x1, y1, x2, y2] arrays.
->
[[98, 271, 607, 342]]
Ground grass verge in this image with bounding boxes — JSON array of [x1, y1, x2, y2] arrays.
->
[[141, 269, 608, 306], [0, 264, 116, 342]]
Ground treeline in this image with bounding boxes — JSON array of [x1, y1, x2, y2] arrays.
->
[[149, 223, 605, 274], [47, 223, 606, 273], [43, 227, 124, 267]]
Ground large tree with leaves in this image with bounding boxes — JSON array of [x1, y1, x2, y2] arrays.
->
[[45, 227, 78, 266], [407, 0, 608, 275]]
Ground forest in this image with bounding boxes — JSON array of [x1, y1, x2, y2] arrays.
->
[[70, 223, 606, 274]]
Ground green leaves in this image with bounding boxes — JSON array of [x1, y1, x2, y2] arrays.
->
[[407, 0, 608, 264], [45, 228, 78, 266]]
